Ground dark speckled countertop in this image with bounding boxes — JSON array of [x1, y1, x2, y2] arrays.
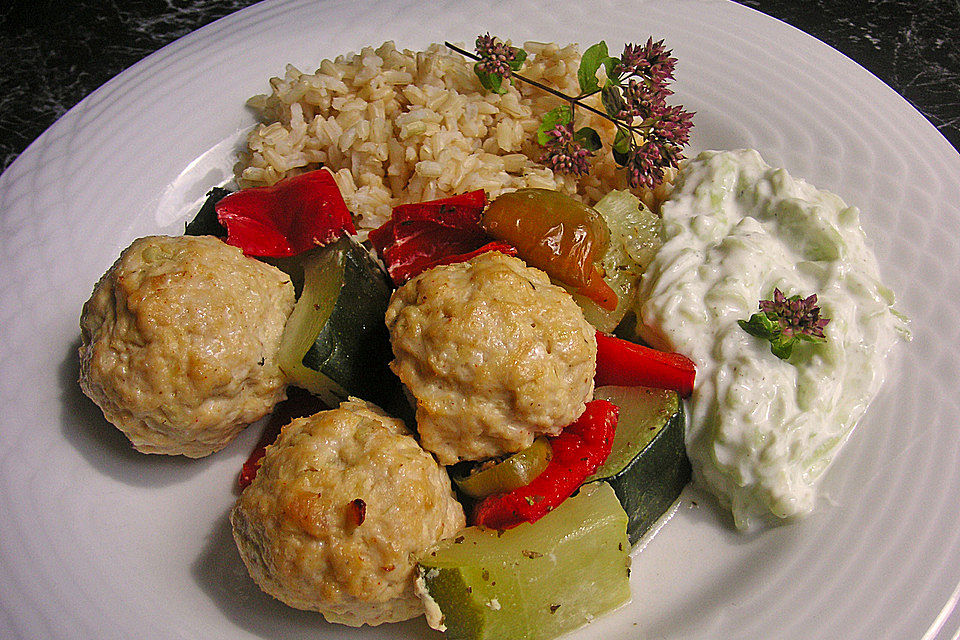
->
[[0, 0, 957, 173]]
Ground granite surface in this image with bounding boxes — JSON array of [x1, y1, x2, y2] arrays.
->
[[0, 0, 957, 173]]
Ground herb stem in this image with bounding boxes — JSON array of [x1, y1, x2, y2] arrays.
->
[[444, 41, 619, 126]]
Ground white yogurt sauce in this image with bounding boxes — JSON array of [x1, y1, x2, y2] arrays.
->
[[637, 149, 909, 530]]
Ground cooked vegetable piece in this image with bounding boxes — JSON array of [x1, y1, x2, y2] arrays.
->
[[573, 190, 662, 331], [594, 190, 663, 271], [215, 167, 356, 258], [426, 241, 517, 272], [471, 400, 617, 530], [392, 188, 488, 220], [277, 244, 342, 404], [184, 187, 231, 238], [277, 236, 403, 414], [588, 385, 690, 544], [369, 189, 516, 285], [452, 437, 553, 499], [417, 482, 630, 640], [595, 331, 696, 397], [481, 189, 618, 310]]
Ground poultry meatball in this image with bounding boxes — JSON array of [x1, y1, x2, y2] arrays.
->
[[230, 399, 465, 626], [385, 251, 597, 465], [78, 235, 295, 457]]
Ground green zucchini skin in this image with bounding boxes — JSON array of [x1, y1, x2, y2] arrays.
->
[[289, 237, 411, 421], [300, 238, 391, 389], [589, 387, 691, 545], [615, 403, 689, 544]]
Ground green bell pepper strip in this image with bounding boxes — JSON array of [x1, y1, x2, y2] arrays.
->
[[471, 399, 618, 530]]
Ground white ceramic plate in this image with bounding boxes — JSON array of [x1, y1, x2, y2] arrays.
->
[[1, 0, 958, 638]]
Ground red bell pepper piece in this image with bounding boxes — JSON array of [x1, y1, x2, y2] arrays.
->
[[390, 188, 488, 224], [471, 399, 618, 530], [238, 443, 269, 491], [427, 241, 517, 270], [215, 168, 355, 258], [594, 331, 696, 398], [369, 190, 516, 285], [579, 269, 619, 312]]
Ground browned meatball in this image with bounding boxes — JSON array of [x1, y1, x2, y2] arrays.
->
[[385, 251, 597, 465], [231, 399, 465, 626], [79, 235, 295, 457]]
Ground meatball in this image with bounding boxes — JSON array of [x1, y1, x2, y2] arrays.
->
[[230, 399, 465, 626], [385, 251, 596, 465], [78, 235, 295, 458]]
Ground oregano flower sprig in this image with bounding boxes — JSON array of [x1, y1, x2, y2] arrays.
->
[[473, 33, 527, 93], [540, 114, 596, 176], [738, 288, 831, 360], [444, 35, 693, 190]]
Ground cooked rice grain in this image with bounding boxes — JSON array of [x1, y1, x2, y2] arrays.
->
[[236, 41, 643, 234]]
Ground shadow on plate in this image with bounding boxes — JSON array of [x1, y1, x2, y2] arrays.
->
[[192, 508, 435, 639], [59, 336, 212, 488], [673, 484, 744, 534]]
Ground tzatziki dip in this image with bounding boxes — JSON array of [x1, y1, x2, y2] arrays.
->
[[637, 149, 909, 530]]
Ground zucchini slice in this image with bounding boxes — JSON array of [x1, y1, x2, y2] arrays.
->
[[277, 236, 404, 414], [588, 385, 691, 544], [416, 482, 630, 640]]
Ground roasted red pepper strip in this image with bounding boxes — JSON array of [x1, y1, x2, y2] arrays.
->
[[370, 219, 485, 284], [391, 188, 487, 223], [594, 331, 696, 398], [471, 399, 618, 530], [369, 189, 516, 285], [215, 168, 356, 258], [427, 241, 517, 270], [238, 443, 269, 491]]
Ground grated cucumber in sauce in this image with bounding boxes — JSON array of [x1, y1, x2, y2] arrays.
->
[[636, 149, 909, 530]]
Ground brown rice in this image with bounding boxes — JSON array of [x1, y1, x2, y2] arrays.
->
[[235, 41, 661, 235]]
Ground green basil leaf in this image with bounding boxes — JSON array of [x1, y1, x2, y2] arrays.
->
[[578, 41, 608, 94], [757, 313, 780, 334], [508, 47, 527, 71], [612, 146, 630, 166], [612, 127, 632, 154], [601, 84, 625, 117], [574, 126, 602, 152], [737, 318, 762, 338], [770, 336, 796, 360], [602, 56, 621, 83], [475, 63, 505, 94], [536, 105, 574, 145], [737, 313, 780, 340]]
